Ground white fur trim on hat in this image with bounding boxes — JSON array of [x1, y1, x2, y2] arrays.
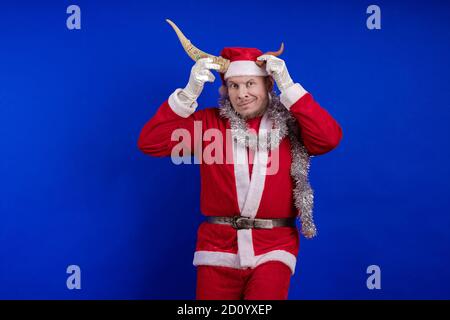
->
[[224, 61, 268, 79]]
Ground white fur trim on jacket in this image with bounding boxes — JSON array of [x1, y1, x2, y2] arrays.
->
[[240, 113, 270, 218], [216, 112, 297, 272], [280, 83, 308, 109], [193, 249, 297, 274], [168, 88, 198, 118]]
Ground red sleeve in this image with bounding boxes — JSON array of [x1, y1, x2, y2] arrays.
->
[[137, 100, 205, 157], [289, 93, 343, 156]]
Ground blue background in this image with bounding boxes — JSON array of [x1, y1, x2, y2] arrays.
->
[[1, 0, 449, 299]]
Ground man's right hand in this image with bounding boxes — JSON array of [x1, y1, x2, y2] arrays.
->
[[182, 58, 221, 102]]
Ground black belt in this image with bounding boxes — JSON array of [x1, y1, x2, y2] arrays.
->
[[207, 216, 296, 230]]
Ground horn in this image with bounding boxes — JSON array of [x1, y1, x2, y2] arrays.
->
[[255, 42, 285, 68], [166, 19, 230, 73]]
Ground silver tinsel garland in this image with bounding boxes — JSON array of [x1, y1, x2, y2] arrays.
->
[[219, 92, 317, 238]]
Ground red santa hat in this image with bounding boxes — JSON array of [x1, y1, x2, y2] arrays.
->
[[219, 47, 269, 95]]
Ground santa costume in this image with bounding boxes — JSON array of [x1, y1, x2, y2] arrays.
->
[[138, 36, 342, 299]]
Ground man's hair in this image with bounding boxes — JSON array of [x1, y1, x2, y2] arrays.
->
[[265, 76, 274, 92]]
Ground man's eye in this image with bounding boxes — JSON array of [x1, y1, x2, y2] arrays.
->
[[247, 82, 254, 86]]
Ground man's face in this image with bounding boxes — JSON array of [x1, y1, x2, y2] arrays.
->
[[226, 76, 271, 119]]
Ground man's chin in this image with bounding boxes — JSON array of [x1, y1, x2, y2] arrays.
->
[[240, 108, 266, 120]]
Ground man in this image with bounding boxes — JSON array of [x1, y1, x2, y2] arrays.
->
[[138, 44, 342, 299]]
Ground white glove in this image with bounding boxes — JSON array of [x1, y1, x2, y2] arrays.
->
[[180, 57, 221, 102], [256, 55, 294, 92]]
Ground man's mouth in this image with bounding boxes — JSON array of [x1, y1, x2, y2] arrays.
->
[[239, 100, 255, 107]]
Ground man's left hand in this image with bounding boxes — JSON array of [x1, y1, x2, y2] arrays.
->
[[257, 55, 295, 92]]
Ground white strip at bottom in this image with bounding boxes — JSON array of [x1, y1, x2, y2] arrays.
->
[[237, 229, 255, 268], [193, 249, 297, 275]]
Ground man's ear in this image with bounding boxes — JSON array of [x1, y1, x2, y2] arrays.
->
[[219, 85, 228, 97]]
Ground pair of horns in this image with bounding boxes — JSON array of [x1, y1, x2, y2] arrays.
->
[[166, 19, 284, 74]]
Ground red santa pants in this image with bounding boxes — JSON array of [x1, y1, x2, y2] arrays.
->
[[196, 261, 292, 300]]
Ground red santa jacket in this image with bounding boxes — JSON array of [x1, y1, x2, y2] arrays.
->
[[137, 84, 342, 274]]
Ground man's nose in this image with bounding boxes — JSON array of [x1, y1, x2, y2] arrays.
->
[[238, 86, 249, 98]]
